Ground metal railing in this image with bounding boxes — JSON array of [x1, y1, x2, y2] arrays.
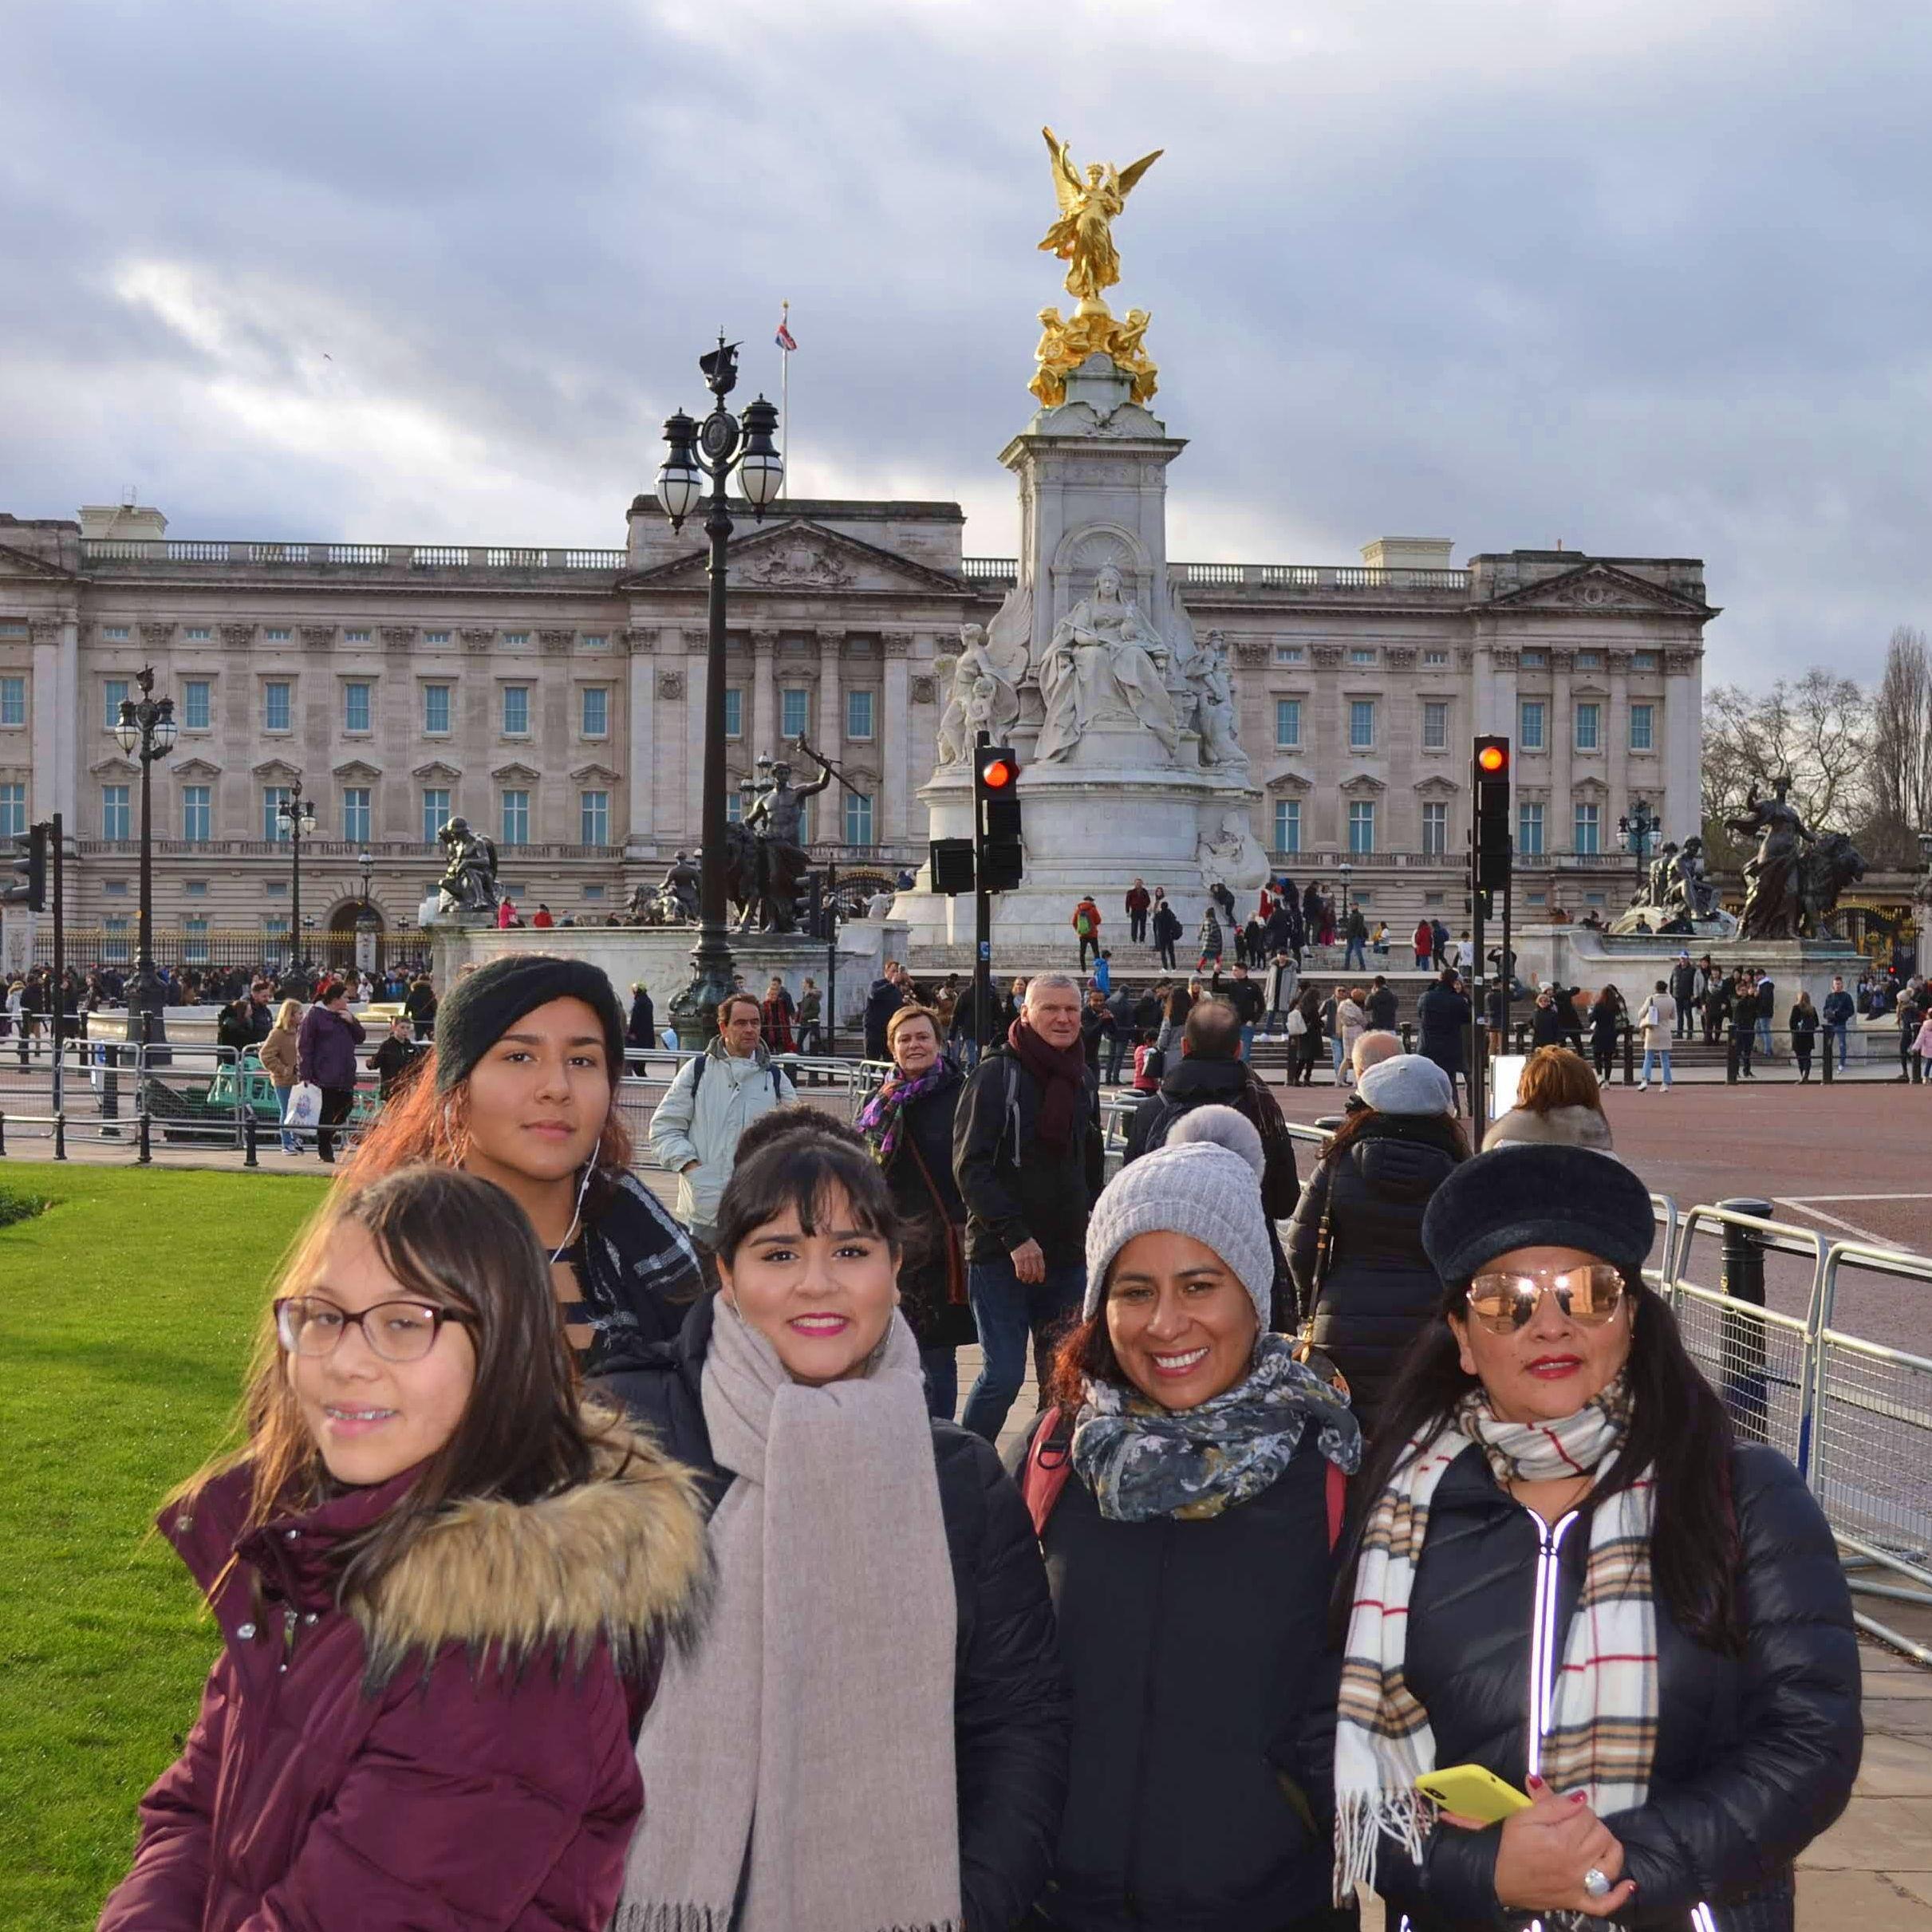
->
[[78, 539, 629, 572]]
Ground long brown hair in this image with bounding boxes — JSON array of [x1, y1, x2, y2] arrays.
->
[[345, 1041, 634, 1182], [1320, 1104, 1469, 1166], [169, 1165, 614, 1607], [1516, 1045, 1603, 1116]]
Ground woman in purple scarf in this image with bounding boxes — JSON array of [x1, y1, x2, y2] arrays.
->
[[858, 1003, 977, 1417]]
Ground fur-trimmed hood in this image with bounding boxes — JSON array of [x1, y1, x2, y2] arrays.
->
[[168, 1417, 714, 1691]]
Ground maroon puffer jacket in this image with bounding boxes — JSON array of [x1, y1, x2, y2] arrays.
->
[[97, 1423, 711, 1932]]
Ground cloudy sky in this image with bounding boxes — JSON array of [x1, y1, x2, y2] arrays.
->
[[4, 0, 1929, 686]]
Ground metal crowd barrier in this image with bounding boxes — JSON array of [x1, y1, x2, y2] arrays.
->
[[1658, 1206, 1932, 1665]]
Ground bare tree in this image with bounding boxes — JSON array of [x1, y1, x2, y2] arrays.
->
[[1870, 626, 1932, 833], [1701, 668, 1871, 850]]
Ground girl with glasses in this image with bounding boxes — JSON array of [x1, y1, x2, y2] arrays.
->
[[1332, 1144, 1859, 1931], [98, 1166, 712, 1932]]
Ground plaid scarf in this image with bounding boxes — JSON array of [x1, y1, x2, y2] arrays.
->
[[856, 1059, 952, 1167], [1334, 1376, 1657, 1906]]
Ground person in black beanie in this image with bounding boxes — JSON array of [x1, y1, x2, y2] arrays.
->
[[347, 952, 703, 1388], [1331, 1142, 1859, 1932]]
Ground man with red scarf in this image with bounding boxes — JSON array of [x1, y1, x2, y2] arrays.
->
[[952, 972, 1105, 1442]]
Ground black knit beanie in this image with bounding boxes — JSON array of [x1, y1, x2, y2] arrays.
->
[[433, 954, 628, 1094], [1420, 1143, 1657, 1285]]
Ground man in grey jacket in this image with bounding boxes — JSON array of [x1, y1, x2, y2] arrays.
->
[[647, 992, 795, 1248]]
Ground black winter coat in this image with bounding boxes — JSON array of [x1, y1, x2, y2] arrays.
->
[[1286, 1114, 1462, 1433], [1019, 1429, 1343, 1932], [1417, 985, 1470, 1072], [1366, 984, 1398, 1030], [953, 1043, 1105, 1267], [605, 1297, 1070, 1932], [872, 1067, 978, 1350], [1373, 1442, 1859, 1932]]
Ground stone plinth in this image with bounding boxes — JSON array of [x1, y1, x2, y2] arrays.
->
[[428, 921, 907, 1031]]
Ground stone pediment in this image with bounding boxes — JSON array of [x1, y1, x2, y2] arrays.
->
[[0, 541, 75, 582], [1414, 775, 1460, 798], [570, 761, 621, 785], [492, 760, 542, 783], [1263, 764, 1312, 794], [1339, 771, 1388, 795], [623, 518, 970, 599], [333, 759, 383, 782], [173, 756, 223, 780], [89, 753, 140, 779], [250, 757, 302, 781], [1485, 562, 1712, 617], [412, 759, 463, 783]]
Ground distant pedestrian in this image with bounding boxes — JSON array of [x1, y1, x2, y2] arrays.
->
[[1073, 894, 1103, 971], [1638, 980, 1678, 1091], [365, 1012, 425, 1102], [1151, 893, 1182, 971], [1092, 948, 1112, 996], [1197, 905, 1224, 972], [260, 997, 304, 1154], [1343, 904, 1369, 971], [1412, 917, 1433, 972], [760, 975, 796, 1056], [296, 979, 365, 1165], [1822, 975, 1854, 1071], [1125, 877, 1151, 944], [795, 976, 823, 1056], [864, 959, 909, 1060], [531, 902, 554, 929], [1415, 969, 1471, 1110], [626, 981, 656, 1059], [1792, 990, 1820, 1082], [1589, 983, 1626, 1080]]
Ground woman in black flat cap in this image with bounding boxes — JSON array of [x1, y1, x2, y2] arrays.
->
[[1333, 1142, 1859, 1932], [346, 953, 703, 1384]]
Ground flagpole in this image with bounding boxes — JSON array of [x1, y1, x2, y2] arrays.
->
[[779, 299, 791, 502]]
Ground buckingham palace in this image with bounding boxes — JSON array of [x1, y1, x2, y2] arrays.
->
[[0, 494, 1713, 957]]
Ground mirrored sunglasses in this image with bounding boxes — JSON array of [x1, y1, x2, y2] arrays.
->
[[1464, 1264, 1628, 1334]]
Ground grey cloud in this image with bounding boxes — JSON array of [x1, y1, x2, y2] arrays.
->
[[2, 0, 1931, 684]]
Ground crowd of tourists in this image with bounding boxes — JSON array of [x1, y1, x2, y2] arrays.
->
[[93, 944, 1862, 1932]]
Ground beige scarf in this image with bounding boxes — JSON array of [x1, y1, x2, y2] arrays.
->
[[616, 1303, 961, 1932]]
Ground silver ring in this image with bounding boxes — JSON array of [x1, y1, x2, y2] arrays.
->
[[1583, 1867, 1612, 1899]]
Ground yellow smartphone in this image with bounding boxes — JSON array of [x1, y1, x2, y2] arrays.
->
[[1414, 1764, 1533, 1824]]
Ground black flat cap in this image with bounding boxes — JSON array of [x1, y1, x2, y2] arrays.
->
[[1421, 1143, 1656, 1284], [433, 953, 627, 1093]]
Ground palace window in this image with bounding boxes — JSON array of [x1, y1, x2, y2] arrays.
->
[[345, 629, 370, 644], [1423, 649, 1449, 667], [1632, 651, 1658, 672], [846, 690, 875, 740], [1421, 801, 1448, 854], [183, 680, 211, 730], [843, 790, 874, 846], [343, 681, 372, 734], [182, 786, 211, 842], [422, 788, 451, 843], [1574, 802, 1600, 854], [1629, 703, 1654, 751], [1347, 799, 1377, 854], [423, 684, 451, 734], [1519, 700, 1545, 751], [1518, 802, 1544, 856], [581, 688, 609, 738], [104, 679, 129, 728], [1575, 701, 1601, 751], [101, 784, 130, 840], [1348, 700, 1374, 751], [342, 787, 372, 844], [264, 681, 292, 732], [503, 686, 530, 735], [1273, 798, 1301, 853], [723, 688, 743, 739], [1275, 699, 1301, 749], [1421, 700, 1449, 751], [1275, 645, 1304, 665], [0, 676, 24, 726], [0, 783, 24, 838], [781, 688, 810, 739], [501, 790, 530, 846], [263, 786, 293, 842], [1350, 648, 1376, 665], [580, 791, 610, 846]]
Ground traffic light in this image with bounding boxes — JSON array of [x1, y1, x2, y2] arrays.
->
[[929, 837, 975, 896], [794, 871, 822, 937], [2, 822, 47, 911], [975, 745, 1024, 891], [1472, 735, 1511, 893]]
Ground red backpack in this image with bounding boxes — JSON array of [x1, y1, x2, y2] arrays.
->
[[1019, 1407, 1348, 1546]]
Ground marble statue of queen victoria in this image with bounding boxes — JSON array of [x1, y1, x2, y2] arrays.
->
[[1035, 562, 1180, 762]]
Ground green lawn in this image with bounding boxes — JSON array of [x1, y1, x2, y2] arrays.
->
[[0, 1165, 328, 1932]]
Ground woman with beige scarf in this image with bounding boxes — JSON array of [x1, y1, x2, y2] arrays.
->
[[609, 1107, 1068, 1932]]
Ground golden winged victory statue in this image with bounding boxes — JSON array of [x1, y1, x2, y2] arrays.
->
[[1031, 127, 1164, 408]]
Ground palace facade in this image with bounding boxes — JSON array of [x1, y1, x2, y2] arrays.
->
[[0, 497, 1713, 957]]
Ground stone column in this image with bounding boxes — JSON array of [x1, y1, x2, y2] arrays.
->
[[815, 629, 845, 848], [30, 615, 78, 829], [1662, 650, 1701, 841], [1550, 653, 1574, 853], [881, 632, 912, 844], [751, 628, 779, 755], [1606, 664, 1630, 822], [624, 628, 656, 852]]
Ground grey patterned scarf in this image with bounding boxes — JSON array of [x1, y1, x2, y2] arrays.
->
[[1071, 1333, 1362, 1522]]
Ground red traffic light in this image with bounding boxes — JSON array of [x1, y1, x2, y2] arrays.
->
[[1477, 743, 1508, 775], [980, 755, 1018, 791]]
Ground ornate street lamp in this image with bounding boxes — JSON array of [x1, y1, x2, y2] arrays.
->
[[655, 335, 783, 1031], [1619, 799, 1659, 897], [277, 778, 318, 988], [112, 667, 178, 1048]]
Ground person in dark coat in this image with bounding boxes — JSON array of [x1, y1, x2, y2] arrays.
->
[[1529, 988, 1566, 1049], [1197, 905, 1224, 972], [365, 1012, 426, 1102], [1415, 968, 1471, 1109], [1012, 1106, 1361, 1932], [1290, 984, 1325, 1086], [1286, 1053, 1466, 1433], [295, 979, 365, 1163], [1150, 894, 1182, 971], [602, 1113, 1068, 1932], [98, 1169, 712, 1932], [1365, 975, 1398, 1031], [1588, 984, 1626, 1080], [402, 973, 438, 1039], [1122, 997, 1299, 1326], [625, 981, 655, 1055], [862, 960, 909, 1060], [953, 974, 1106, 1442], [348, 954, 704, 1379], [1334, 1144, 1860, 1932], [858, 1003, 979, 1418]]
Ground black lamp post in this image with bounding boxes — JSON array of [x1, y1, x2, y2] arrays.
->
[[1618, 798, 1659, 896], [655, 334, 784, 1031], [277, 778, 318, 988], [112, 666, 177, 1047]]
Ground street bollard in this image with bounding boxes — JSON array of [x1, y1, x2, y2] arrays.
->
[[0, 1110, 6, 1156], [1821, 1031, 1834, 1086], [243, 1109, 259, 1169], [137, 1106, 152, 1165], [1717, 1197, 1773, 1444], [1622, 1022, 1635, 1086], [1399, 1022, 1414, 1052]]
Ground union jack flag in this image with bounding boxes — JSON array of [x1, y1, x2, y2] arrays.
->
[[775, 314, 797, 352]]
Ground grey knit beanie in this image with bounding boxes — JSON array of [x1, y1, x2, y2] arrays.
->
[[1082, 1105, 1274, 1330]]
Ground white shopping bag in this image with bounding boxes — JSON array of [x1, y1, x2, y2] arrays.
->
[[286, 1082, 324, 1128]]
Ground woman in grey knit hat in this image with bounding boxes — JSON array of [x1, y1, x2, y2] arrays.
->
[[1011, 1106, 1362, 1932]]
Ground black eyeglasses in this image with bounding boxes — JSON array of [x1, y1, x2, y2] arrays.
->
[[274, 1295, 472, 1362]]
